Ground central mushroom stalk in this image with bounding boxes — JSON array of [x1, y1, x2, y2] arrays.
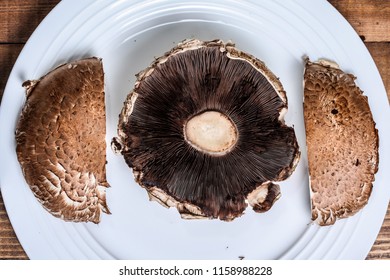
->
[[184, 110, 238, 156]]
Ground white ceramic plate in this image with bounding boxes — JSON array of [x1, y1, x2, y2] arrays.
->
[[0, 0, 389, 260]]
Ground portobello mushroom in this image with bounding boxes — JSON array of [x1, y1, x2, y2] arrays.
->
[[15, 57, 110, 223], [303, 58, 379, 226], [113, 39, 300, 221]]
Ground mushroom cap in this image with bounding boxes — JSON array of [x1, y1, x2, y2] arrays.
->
[[114, 39, 300, 221], [303, 58, 379, 226], [15, 57, 110, 223]]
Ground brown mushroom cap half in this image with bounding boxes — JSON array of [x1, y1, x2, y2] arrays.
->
[[15, 57, 110, 223], [113, 39, 300, 221], [303, 58, 379, 226]]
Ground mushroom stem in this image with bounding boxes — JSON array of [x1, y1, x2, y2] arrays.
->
[[183, 110, 238, 156]]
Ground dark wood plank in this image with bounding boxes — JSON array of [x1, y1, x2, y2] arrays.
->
[[0, 0, 59, 43], [0, 44, 24, 104], [366, 42, 390, 101], [328, 0, 390, 42], [0, 192, 28, 259], [367, 206, 390, 259]]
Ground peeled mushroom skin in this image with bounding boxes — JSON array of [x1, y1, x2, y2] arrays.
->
[[303, 58, 379, 226], [114, 39, 300, 221], [15, 57, 110, 223]]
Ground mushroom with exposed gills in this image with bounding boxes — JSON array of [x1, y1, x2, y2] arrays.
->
[[113, 39, 300, 221]]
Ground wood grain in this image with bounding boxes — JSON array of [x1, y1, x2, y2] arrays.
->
[[0, 193, 28, 259], [366, 43, 390, 101], [367, 206, 390, 259], [0, 0, 59, 43], [0, 44, 23, 104], [328, 0, 390, 42], [0, 0, 389, 260]]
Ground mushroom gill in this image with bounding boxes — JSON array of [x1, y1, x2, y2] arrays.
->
[[113, 39, 300, 221], [15, 57, 110, 223]]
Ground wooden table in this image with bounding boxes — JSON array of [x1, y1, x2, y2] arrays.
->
[[0, 0, 389, 260]]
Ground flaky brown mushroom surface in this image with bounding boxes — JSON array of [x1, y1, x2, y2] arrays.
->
[[303, 58, 379, 226], [15, 57, 110, 223], [113, 39, 300, 221]]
